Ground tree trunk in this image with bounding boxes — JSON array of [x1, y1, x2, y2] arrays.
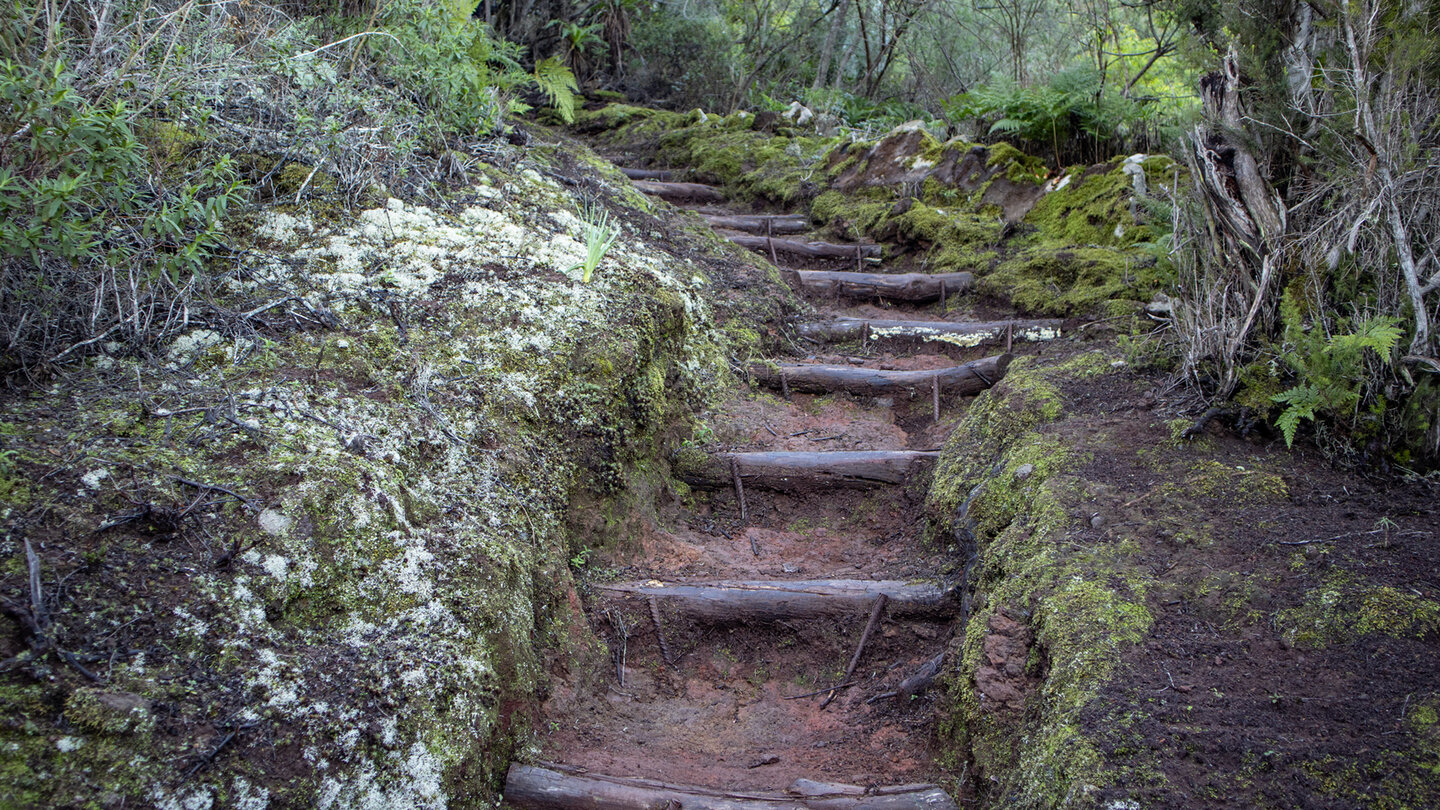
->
[[598, 579, 960, 622], [676, 450, 939, 491], [1186, 46, 1288, 392], [793, 270, 972, 301], [750, 355, 1009, 397], [812, 0, 850, 92], [504, 763, 961, 810]]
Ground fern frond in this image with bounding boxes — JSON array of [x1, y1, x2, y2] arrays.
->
[[534, 56, 579, 124]]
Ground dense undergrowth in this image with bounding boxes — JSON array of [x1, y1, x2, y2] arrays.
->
[[0, 0, 578, 375]]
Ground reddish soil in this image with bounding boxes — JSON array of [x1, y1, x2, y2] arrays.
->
[[533, 197, 1001, 795]]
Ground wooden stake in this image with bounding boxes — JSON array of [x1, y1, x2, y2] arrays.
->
[[767, 235, 779, 266], [822, 594, 887, 709], [1005, 322, 1014, 353], [932, 373, 941, 422], [648, 594, 675, 666], [731, 456, 748, 524], [780, 370, 790, 400]]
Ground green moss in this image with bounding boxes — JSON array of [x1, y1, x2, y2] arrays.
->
[[986, 141, 1048, 184], [1278, 571, 1440, 648], [810, 189, 893, 237], [1155, 459, 1288, 505], [1025, 160, 1160, 247], [980, 245, 1156, 316], [274, 161, 338, 196], [64, 689, 156, 736], [654, 127, 841, 206], [928, 353, 1165, 804]]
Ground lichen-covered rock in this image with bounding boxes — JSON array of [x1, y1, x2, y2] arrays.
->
[[0, 138, 780, 808]]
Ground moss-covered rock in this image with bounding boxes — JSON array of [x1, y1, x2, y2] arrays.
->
[[1025, 156, 1175, 248], [979, 246, 1157, 317]]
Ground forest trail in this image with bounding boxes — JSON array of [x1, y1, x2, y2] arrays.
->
[[500, 169, 1052, 808]]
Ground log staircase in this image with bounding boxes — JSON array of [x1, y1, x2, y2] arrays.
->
[[501, 165, 1063, 810]]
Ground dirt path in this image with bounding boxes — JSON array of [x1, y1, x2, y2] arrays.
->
[[501, 177, 1052, 809]]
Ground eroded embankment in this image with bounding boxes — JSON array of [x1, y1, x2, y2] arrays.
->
[[927, 352, 1440, 808], [0, 138, 795, 807]]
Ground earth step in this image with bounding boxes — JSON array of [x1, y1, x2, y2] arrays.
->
[[729, 235, 883, 261], [751, 354, 1010, 397], [676, 450, 939, 491], [793, 270, 973, 302], [633, 179, 725, 204], [599, 578, 958, 622], [703, 213, 811, 234], [505, 763, 960, 810], [797, 317, 1064, 347], [620, 167, 675, 181]]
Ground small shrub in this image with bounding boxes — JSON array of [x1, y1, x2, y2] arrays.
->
[[0, 51, 244, 369]]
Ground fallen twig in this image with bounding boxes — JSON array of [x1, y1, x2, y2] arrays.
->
[[821, 594, 887, 709], [172, 476, 256, 509], [785, 680, 858, 700], [1279, 528, 1429, 546]]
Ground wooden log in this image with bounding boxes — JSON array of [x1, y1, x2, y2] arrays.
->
[[620, 167, 675, 182], [728, 235, 882, 261], [750, 355, 1010, 398], [598, 579, 958, 622], [504, 763, 960, 810], [675, 450, 939, 491], [633, 180, 725, 204], [793, 271, 973, 302], [703, 213, 810, 234], [796, 317, 1063, 347]]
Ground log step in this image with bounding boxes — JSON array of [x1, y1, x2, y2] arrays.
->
[[796, 317, 1063, 347], [505, 763, 960, 810], [620, 167, 675, 181], [794, 270, 973, 302], [704, 213, 811, 234], [729, 235, 882, 261], [751, 354, 1010, 397], [676, 450, 939, 491], [634, 179, 725, 204], [598, 578, 959, 622]]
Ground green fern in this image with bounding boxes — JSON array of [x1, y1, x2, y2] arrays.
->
[[534, 56, 579, 124], [1273, 384, 1320, 447], [1272, 316, 1403, 447]]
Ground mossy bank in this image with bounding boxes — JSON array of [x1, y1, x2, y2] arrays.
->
[[926, 353, 1439, 808]]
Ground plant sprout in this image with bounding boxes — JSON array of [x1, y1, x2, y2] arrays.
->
[[572, 204, 621, 283]]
